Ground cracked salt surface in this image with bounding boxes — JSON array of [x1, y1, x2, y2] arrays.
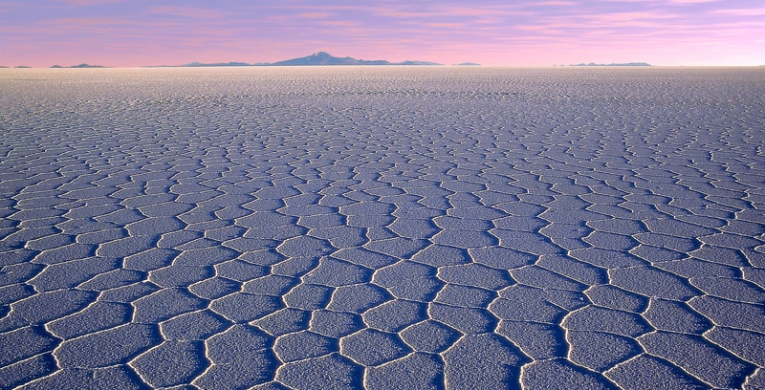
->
[[1, 66, 764, 389]]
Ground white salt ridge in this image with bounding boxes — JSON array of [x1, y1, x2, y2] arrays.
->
[[0, 66, 764, 389]]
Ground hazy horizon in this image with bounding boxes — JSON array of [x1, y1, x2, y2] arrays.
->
[[5, 61, 765, 70]]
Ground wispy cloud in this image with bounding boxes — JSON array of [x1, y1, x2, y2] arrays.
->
[[51, 0, 125, 5], [147, 6, 227, 19], [298, 12, 333, 19], [714, 8, 765, 16], [1, 0, 763, 67], [669, 0, 719, 3]]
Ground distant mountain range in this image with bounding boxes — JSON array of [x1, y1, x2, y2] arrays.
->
[[169, 52, 443, 67], [269, 52, 391, 66], [51, 64, 106, 68], [570, 62, 652, 67]]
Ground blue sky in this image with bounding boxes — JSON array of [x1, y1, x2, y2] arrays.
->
[[1, 0, 763, 67]]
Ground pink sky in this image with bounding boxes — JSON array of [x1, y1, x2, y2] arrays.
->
[[1, 0, 764, 67]]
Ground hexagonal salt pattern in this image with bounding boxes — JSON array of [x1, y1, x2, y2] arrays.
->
[[1, 67, 764, 389]]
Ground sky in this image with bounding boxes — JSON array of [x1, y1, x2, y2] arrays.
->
[[1, 0, 764, 67]]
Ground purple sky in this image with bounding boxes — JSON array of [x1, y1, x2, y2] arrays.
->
[[1, 0, 764, 67]]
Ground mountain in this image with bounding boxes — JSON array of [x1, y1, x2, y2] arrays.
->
[[153, 52, 441, 68], [570, 62, 651, 67], [71, 63, 106, 68], [398, 60, 442, 66], [268, 51, 388, 66], [266, 51, 441, 66], [455, 62, 480, 66], [48, 64, 106, 68]]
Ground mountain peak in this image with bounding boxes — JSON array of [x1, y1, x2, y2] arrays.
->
[[169, 52, 442, 67], [269, 52, 440, 66]]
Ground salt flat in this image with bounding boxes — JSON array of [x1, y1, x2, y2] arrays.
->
[[1, 66, 764, 389]]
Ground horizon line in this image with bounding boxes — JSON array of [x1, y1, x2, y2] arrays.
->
[[5, 64, 765, 69]]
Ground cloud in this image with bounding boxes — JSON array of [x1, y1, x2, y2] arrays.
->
[[319, 20, 360, 27], [147, 6, 227, 19], [602, 0, 719, 3], [589, 11, 678, 22], [537, 1, 577, 5], [714, 8, 765, 16], [1, 0, 762, 67], [0, 1, 25, 14], [51, 0, 125, 5], [669, 0, 719, 3], [298, 12, 333, 19]]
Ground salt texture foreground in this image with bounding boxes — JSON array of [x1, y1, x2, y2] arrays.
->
[[1, 67, 764, 389]]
